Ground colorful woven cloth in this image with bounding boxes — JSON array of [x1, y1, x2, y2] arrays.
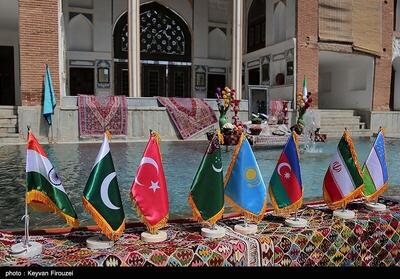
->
[[0, 222, 256, 267], [157, 97, 217, 140], [78, 95, 128, 137], [1, 197, 399, 266]]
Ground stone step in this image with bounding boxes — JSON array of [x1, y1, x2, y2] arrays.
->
[[320, 124, 366, 131], [320, 118, 361, 125], [0, 107, 18, 118], [0, 118, 18, 126], [317, 110, 356, 117], [321, 130, 371, 138], [0, 133, 19, 138], [0, 126, 18, 133]]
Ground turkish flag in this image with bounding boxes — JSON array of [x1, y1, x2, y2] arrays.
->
[[131, 133, 169, 232]]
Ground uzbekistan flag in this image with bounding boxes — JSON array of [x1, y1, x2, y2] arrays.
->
[[224, 133, 267, 223], [26, 130, 78, 227], [362, 128, 388, 201], [323, 130, 364, 210], [269, 133, 303, 214]]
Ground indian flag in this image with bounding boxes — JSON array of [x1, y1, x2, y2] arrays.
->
[[26, 130, 78, 226], [323, 131, 364, 210], [362, 128, 388, 201]]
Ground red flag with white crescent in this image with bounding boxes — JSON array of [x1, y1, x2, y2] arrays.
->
[[130, 132, 169, 233]]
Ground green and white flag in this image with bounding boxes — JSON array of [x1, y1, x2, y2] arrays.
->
[[362, 128, 389, 201], [83, 133, 125, 240], [188, 134, 224, 224]]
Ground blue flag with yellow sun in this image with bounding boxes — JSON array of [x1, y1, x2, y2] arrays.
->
[[224, 133, 268, 223]]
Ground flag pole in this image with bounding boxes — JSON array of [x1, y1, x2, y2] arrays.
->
[[24, 126, 31, 247]]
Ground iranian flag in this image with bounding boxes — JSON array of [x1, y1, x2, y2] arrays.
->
[[26, 130, 78, 227], [323, 131, 364, 210], [362, 128, 388, 201]]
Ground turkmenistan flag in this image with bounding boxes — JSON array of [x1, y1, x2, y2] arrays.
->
[[188, 134, 224, 225], [83, 133, 125, 241], [323, 130, 364, 210], [26, 130, 78, 227], [362, 128, 389, 201]]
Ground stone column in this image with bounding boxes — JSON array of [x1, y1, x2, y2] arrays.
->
[[128, 0, 141, 97], [231, 0, 244, 99]]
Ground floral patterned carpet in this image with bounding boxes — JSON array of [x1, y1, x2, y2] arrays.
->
[[1, 197, 399, 267]]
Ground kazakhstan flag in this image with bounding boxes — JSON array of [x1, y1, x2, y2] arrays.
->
[[224, 134, 267, 222]]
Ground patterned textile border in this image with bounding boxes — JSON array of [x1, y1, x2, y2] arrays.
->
[[1, 198, 399, 267], [157, 97, 217, 140], [0, 222, 255, 267], [78, 95, 128, 137]]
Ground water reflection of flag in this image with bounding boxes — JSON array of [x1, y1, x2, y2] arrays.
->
[[323, 131, 364, 210], [362, 128, 388, 201], [269, 133, 303, 214], [224, 134, 267, 222]]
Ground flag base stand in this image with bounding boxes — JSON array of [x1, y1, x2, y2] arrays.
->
[[201, 226, 225, 239], [86, 235, 114, 250], [234, 224, 257, 235], [10, 242, 42, 258], [333, 209, 355, 220], [285, 217, 308, 228], [141, 230, 167, 243], [365, 202, 386, 212]]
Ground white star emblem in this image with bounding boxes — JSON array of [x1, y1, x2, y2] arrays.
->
[[284, 172, 291, 179], [149, 181, 160, 193]]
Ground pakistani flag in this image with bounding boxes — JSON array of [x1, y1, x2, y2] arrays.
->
[[83, 134, 125, 241], [323, 130, 364, 210], [26, 130, 78, 227], [362, 128, 388, 201], [188, 134, 224, 224]]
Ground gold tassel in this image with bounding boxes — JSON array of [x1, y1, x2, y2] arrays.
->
[[269, 187, 303, 216], [82, 197, 125, 241], [323, 184, 365, 210], [224, 194, 268, 223], [188, 194, 224, 225], [343, 131, 363, 177], [223, 133, 245, 185], [217, 130, 224, 145], [130, 192, 168, 234], [26, 190, 79, 227], [363, 182, 389, 202], [105, 130, 112, 141]]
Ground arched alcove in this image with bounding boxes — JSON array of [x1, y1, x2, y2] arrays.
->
[[273, 1, 286, 44], [68, 13, 93, 51], [208, 27, 227, 59], [247, 0, 266, 53]]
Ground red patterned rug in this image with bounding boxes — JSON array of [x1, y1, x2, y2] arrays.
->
[[157, 97, 217, 140], [78, 95, 128, 137]]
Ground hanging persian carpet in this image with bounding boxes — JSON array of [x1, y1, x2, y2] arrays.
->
[[157, 97, 217, 139], [78, 95, 128, 137]]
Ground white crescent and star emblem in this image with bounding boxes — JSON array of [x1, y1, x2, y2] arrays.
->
[[277, 162, 292, 179], [100, 172, 120, 210], [134, 157, 161, 193], [212, 156, 223, 173]]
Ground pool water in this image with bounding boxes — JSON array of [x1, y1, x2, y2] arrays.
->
[[0, 138, 399, 230]]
